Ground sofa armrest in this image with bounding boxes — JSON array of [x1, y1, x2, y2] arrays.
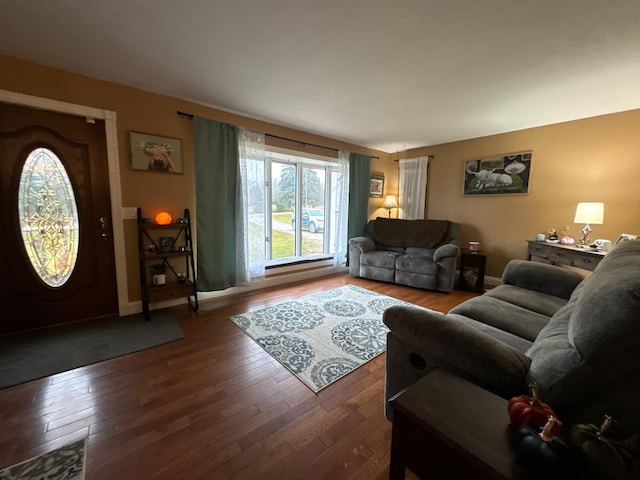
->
[[502, 260, 585, 299], [383, 305, 531, 396], [348, 236, 375, 276], [433, 243, 460, 263], [348, 236, 375, 253]]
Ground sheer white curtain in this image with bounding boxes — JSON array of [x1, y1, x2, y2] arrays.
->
[[332, 150, 350, 269], [399, 156, 428, 219], [236, 128, 266, 284]]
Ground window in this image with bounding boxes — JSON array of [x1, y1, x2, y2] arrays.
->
[[253, 149, 341, 266], [18, 147, 79, 287]]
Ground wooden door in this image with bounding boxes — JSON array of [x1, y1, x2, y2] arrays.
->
[[0, 103, 118, 334]]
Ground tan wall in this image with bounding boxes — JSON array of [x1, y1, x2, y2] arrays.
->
[[368, 157, 399, 220], [405, 110, 640, 277], [0, 55, 389, 302], [4, 54, 639, 288]]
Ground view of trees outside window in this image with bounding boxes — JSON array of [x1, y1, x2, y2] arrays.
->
[[271, 161, 295, 259], [300, 166, 325, 256], [241, 147, 342, 268], [270, 161, 326, 260], [245, 151, 335, 264]]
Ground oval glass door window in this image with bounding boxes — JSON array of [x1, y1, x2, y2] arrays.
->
[[18, 147, 80, 287]]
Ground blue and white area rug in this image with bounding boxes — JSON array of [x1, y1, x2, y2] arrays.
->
[[0, 438, 86, 480], [230, 285, 410, 392]]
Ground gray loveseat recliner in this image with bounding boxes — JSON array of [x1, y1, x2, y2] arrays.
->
[[383, 239, 640, 435], [348, 218, 460, 293]]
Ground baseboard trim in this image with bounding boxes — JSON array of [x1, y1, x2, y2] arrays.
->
[[123, 266, 347, 315], [123, 269, 502, 315]]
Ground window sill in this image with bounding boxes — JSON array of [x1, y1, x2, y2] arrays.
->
[[265, 254, 334, 270]]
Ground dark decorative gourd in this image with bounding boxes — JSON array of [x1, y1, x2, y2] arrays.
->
[[570, 415, 640, 480], [513, 416, 572, 478], [508, 383, 561, 434]]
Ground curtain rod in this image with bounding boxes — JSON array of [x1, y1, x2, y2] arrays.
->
[[177, 110, 379, 159], [394, 155, 435, 161]]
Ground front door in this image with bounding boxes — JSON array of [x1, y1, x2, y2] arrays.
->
[[0, 103, 118, 334]]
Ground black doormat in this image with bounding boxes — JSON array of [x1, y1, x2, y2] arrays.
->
[[0, 309, 184, 389]]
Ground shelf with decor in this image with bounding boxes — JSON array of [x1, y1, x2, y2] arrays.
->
[[137, 207, 198, 320]]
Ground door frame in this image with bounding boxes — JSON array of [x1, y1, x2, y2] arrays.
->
[[0, 89, 132, 316]]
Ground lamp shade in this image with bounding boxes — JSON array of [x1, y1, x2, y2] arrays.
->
[[574, 202, 604, 224], [382, 195, 399, 209]]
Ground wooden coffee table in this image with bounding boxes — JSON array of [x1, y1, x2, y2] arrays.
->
[[388, 369, 530, 479]]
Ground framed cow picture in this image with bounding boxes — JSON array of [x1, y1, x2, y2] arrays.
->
[[130, 131, 183, 174], [463, 151, 532, 196]]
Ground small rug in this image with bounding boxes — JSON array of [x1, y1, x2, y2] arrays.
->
[[0, 309, 184, 389], [230, 285, 410, 392], [0, 438, 86, 480]]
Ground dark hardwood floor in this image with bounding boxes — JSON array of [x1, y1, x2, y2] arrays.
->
[[0, 274, 477, 479]]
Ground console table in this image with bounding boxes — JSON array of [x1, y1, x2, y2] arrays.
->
[[389, 369, 529, 479], [526, 240, 606, 272]]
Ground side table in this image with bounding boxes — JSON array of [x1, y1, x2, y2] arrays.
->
[[389, 369, 529, 479], [458, 250, 486, 292]]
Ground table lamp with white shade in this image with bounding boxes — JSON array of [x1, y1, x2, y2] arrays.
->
[[382, 195, 399, 218], [574, 202, 604, 247]]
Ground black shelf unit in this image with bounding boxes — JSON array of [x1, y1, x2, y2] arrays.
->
[[137, 208, 198, 320]]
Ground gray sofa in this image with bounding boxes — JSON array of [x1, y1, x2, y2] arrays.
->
[[348, 218, 460, 293], [383, 239, 640, 435]]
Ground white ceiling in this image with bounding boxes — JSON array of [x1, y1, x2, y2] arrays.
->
[[1, 0, 639, 153]]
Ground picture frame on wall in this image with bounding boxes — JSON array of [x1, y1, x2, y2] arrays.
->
[[463, 151, 532, 196], [369, 174, 384, 198], [130, 131, 183, 174]]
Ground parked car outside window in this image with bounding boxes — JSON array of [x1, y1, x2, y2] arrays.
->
[[291, 208, 324, 233]]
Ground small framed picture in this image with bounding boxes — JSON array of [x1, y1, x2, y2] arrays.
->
[[159, 237, 175, 253], [130, 131, 183, 174], [369, 174, 384, 198]]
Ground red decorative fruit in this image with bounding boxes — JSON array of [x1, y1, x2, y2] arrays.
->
[[508, 383, 561, 434]]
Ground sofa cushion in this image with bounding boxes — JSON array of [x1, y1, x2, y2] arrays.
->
[[450, 295, 550, 341], [502, 259, 584, 300], [360, 250, 401, 269], [396, 271, 436, 290], [396, 254, 438, 275], [525, 303, 583, 397], [449, 313, 534, 353], [485, 284, 569, 318], [405, 247, 437, 257]]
